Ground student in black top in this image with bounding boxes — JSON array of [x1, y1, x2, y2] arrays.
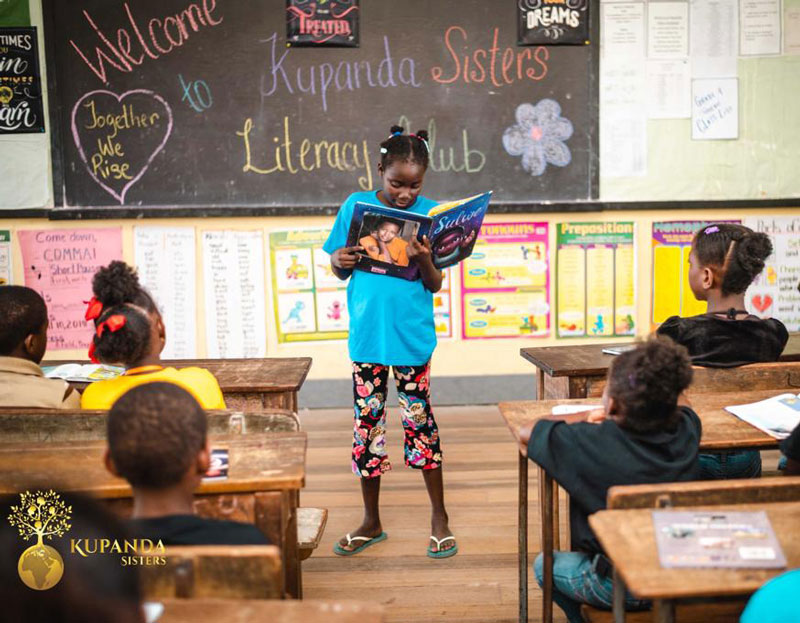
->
[[657, 223, 788, 479], [105, 382, 269, 545], [518, 336, 700, 623]]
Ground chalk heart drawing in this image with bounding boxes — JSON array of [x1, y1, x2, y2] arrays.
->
[[71, 90, 173, 204]]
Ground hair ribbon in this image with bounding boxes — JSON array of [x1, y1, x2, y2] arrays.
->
[[84, 296, 103, 321], [88, 341, 98, 364], [704, 226, 720, 235], [96, 314, 127, 337], [409, 133, 430, 154]]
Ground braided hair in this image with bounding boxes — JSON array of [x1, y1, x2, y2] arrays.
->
[[89, 261, 159, 366], [692, 223, 773, 295], [379, 125, 430, 171]]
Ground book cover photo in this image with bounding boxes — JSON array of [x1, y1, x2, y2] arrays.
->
[[345, 191, 492, 281]]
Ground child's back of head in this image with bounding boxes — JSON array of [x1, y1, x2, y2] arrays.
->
[[607, 336, 693, 433], [0, 285, 48, 360], [692, 223, 772, 296], [108, 382, 206, 490]]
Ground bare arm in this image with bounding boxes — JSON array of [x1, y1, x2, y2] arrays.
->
[[407, 236, 443, 292], [330, 245, 362, 281]]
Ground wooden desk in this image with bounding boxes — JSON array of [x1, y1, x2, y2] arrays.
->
[[499, 390, 784, 623], [42, 357, 313, 411], [589, 502, 800, 623], [0, 434, 307, 598], [156, 598, 384, 623]]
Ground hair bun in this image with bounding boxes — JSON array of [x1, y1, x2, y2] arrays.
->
[[389, 125, 404, 135], [92, 260, 141, 307], [415, 129, 429, 142]]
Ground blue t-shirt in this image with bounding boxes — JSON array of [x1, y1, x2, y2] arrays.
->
[[323, 190, 438, 366], [740, 569, 800, 623]]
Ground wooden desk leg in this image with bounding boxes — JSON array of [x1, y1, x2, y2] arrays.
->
[[612, 568, 626, 623], [519, 451, 529, 623], [540, 467, 555, 623], [654, 600, 675, 623]]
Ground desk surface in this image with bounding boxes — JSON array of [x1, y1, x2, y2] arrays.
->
[[520, 333, 800, 377], [498, 390, 783, 451], [156, 598, 384, 623], [42, 358, 313, 393], [589, 501, 800, 600], [0, 433, 306, 497]]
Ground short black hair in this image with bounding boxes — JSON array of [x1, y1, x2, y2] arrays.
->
[[377, 217, 404, 230], [607, 336, 693, 433], [380, 125, 429, 171], [0, 286, 47, 355], [108, 383, 207, 489], [692, 223, 773, 295], [90, 261, 158, 366]]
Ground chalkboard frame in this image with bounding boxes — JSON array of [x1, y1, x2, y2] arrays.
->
[[32, 0, 799, 220]]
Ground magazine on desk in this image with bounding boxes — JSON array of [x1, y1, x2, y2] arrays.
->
[[653, 510, 787, 569], [345, 191, 492, 281], [724, 393, 800, 439], [42, 363, 124, 382]]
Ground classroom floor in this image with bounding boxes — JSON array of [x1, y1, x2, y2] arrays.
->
[[299, 404, 557, 623]]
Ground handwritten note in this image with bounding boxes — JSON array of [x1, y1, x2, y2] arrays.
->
[[18, 228, 123, 351], [691, 78, 738, 140], [202, 230, 267, 358], [134, 227, 197, 359]]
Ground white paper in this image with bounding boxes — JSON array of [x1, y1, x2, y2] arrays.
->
[[648, 2, 689, 59], [600, 60, 648, 177], [784, 6, 800, 54], [725, 393, 800, 439], [202, 230, 267, 359], [0, 232, 10, 285], [647, 59, 691, 118], [744, 216, 800, 332], [740, 0, 782, 56], [690, 0, 739, 78], [134, 227, 197, 359], [552, 404, 602, 415], [691, 78, 738, 139], [602, 2, 646, 58]]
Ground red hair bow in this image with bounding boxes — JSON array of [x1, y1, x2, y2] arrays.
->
[[84, 297, 103, 321], [88, 341, 99, 364], [96, 314, 127, 337]]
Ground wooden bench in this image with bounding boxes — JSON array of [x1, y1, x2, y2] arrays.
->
[[581, 476, 800, 622], [298, 507, 328, 561], [0, 408, 300, 443], [156, 598, 385, 622], [139, 545, 283, 599]]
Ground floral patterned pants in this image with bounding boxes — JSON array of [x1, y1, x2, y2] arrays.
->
[[351, 361, 442, 478]]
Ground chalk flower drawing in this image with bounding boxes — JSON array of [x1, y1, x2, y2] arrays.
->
[[502, 99, 573, 176]]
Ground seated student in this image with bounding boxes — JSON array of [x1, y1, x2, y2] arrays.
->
[[81, 261, 225, 409], [0, 285, 80, 408], [781, 424, 800, 476], [359, 217, 409, 266], [657, 223, 788, 480], [518, 336, 700, 623], [106, 382, 269, 545], [740, 569, 800, 623]]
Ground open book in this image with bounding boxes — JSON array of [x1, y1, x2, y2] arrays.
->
[[653, 510, 787, 569], [345, 191, 492, 281], [724, 393, 800, 439], [42, 363, 124, 382]]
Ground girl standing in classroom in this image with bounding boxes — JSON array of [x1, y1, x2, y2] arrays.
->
[[657, 223, 789, 478], [323, 126, 457, 558]]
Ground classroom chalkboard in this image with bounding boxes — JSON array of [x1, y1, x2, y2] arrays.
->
[[47, 0, 597, 213]]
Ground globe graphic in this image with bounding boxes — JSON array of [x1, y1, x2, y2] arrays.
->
[[17, 544, 64, 590]]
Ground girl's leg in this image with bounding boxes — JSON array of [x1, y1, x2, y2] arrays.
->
[[393, 362, 454, 553], [338, 362, 391, 552]]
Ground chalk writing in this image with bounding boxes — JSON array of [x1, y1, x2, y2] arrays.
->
[[236, 115, 373, 190], [69, 0, 223, 85], [71, 89, 173, 204], [179, 74, 212, 111], [397, 115, 486, 174]]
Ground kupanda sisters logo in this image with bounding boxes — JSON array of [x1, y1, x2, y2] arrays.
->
[[7, 490, 72, 590]]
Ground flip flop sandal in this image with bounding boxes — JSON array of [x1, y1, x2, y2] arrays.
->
[[333, 531, 388, 556], [427, 535, 458, 559]]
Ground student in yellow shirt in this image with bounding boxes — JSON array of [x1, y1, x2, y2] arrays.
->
[[80, 261, 225, 410]]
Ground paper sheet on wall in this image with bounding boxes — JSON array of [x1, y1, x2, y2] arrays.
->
[[785, 6, 800, 54], [692, 78, 738, 139], [647, 2, 689, 59], [461, 222, 550, 339], [602, 2, 646, 58], [134, 227, 197, 359], [18, 228, 123, 351], [743, 216, 800, 332], [651, 220, 742, 329], [556, 222, 636, 338], [647, 60, 691, 118], [740, 0, 782, 56], [690, 0, 738, 78], [269, 229, 348, 343], [202, 230, 267, 358], [600, 60, 647, 177], [0, 230, 11, 285]]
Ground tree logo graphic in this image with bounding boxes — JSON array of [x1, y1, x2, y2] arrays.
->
[[7, 490, 72, 590]]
